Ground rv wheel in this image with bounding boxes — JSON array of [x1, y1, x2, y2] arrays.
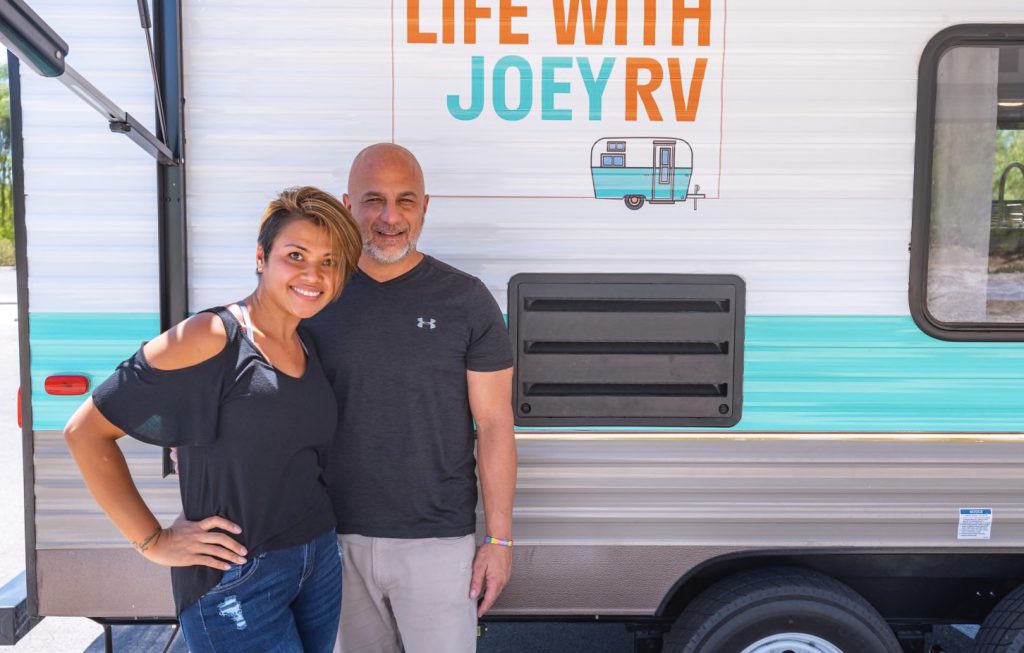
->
[[974, 583, 1024, 652], [664, 567, 901, 653], [624, 195, 645, 210]]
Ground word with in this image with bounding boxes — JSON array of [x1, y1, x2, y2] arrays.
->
[[407, 0, 712, 47]]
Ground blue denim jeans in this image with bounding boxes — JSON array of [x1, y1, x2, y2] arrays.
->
[[179, 530, 342, 653]]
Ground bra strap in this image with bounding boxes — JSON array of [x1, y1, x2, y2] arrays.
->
[[238, 302, 256, 342]]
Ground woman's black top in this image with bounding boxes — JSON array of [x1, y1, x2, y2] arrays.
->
[[92, 306, 338, 614]]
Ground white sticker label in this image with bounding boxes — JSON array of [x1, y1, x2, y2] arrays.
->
[[958, 508, 993, 540]]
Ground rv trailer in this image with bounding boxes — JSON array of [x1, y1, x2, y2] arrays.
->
[[5, 1, 1024, 651]]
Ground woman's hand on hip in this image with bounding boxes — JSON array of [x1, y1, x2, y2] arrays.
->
[[143, 514, 247, 570]]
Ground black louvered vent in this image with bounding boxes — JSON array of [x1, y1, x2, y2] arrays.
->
[[509, 274, 745, 427]]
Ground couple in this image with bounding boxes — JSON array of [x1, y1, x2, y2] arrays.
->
[[63, 143, 517, 653]]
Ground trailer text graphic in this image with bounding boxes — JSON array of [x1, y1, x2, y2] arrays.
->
[[405, 0, 716, 122]]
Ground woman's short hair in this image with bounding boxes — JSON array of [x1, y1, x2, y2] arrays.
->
[[257, 186, 362, 301]]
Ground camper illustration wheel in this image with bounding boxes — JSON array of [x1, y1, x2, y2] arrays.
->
[[974, 582, 1024, 652], [624, 195, 645, 210], [664, 567, 901, 653]]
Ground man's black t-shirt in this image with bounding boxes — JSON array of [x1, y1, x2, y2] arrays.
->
[[92, 307, 337, 614], [306, 255, 513, 538]]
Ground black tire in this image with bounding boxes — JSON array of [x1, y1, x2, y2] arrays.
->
[[624, 195, 645, 210], [974, 583, 1024, 652], [664, 567, 902, 653]]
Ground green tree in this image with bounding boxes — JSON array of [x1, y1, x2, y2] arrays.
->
[[990, 129, 1024, 275], [1, 60, 13, 253], [993, 129, 1024, 202]]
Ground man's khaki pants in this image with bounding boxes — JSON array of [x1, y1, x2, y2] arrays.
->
[[334, 534, 477, 653]]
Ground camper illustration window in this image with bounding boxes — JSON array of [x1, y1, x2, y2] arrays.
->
[[601, 154, 625, 167], [607, 141, 626, 152], [659, 148, 672, 183], [913, 36, 1024, 339]]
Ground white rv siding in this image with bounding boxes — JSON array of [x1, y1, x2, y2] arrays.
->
[[19, 2, 178, 558], [181, 0, 1020, 316], [19, 1, 159, 312]]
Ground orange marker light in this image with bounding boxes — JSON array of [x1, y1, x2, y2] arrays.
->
[[44, 375, 89, 396]]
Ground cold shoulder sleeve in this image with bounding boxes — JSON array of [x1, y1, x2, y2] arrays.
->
[[92, 341, 232, 447]]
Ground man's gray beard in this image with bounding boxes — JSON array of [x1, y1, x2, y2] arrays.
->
[[364, 239, 415, 264]]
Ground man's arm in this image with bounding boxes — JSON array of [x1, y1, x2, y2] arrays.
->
[[467, 366, 516, 617]]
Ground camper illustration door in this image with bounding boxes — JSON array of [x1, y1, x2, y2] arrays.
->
[[652, 143, 675, 201]]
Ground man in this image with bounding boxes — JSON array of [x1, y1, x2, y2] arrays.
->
[[306, 143, 517, 653]]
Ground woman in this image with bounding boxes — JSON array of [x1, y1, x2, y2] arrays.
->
[[64, 186, 362, 652]]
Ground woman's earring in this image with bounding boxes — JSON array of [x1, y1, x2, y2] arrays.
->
[[256, 260, 264, 275]]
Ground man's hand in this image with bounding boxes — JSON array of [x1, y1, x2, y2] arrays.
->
[[469, 542, 512, 617], [142, 514, 247, 570]]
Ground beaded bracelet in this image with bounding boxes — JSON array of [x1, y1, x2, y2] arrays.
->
[[483, 535, 514, 547]]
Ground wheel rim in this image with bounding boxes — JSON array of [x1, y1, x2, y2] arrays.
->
[[738, 633, 844, 653]]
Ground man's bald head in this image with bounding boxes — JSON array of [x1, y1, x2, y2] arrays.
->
[[344, 143, 430, 278], [348, 143, 426, 196]]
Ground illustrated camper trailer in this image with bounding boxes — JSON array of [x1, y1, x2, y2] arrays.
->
[[4, 1, 1024, 652], [591, 137, 698, 209]]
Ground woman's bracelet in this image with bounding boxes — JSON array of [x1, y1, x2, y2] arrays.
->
[[483, 535, 513, 547]]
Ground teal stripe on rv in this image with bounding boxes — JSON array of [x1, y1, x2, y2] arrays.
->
[[27, 313, 1024, 432], [29, 313, 159, 431], [742, 316, 1024, 431]]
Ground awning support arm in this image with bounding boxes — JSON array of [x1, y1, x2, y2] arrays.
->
[[0, 0, 178, 165]]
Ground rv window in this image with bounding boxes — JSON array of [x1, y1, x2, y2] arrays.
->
[[607, 141, 626, 152], [911, 26, 1024, 340], [601, 154, 625, 167]]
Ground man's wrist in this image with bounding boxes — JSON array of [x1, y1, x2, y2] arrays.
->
[[483, 535, 514, 547]]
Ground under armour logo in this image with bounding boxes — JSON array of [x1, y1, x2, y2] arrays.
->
[[417, 317, 436, 329]]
